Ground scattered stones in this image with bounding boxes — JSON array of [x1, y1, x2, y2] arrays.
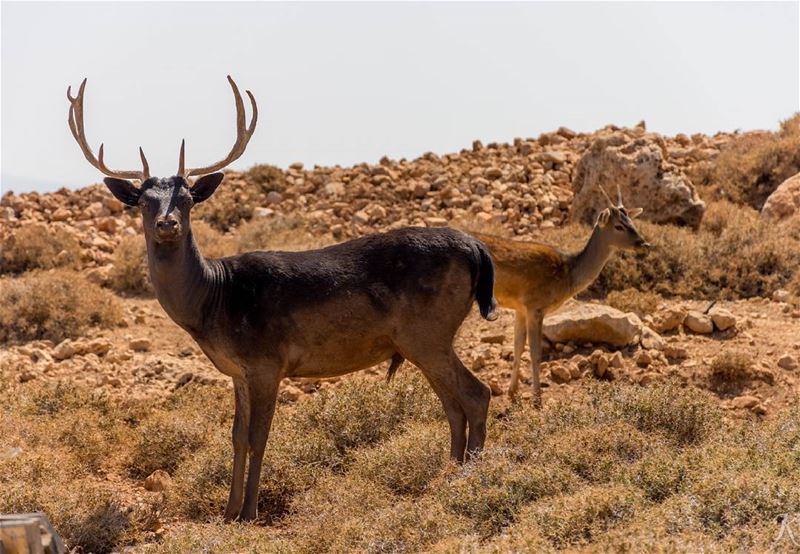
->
[[488, 377, 503, 396], [144, 470, 172, 492], [129, 338, 152, 352], [709, 307, 736, 331], [636, 351, 653, 368], [730, 395, 760, 410], [640, 327, 664, 350], [773, 289, 790, 303], [543, 303, 643, 347], [652, 307, 686, 333], [549, 364, 572, 384], [279, 384, 303, 402], [778, 353, 798, 371], [684, 311, 714, 334]]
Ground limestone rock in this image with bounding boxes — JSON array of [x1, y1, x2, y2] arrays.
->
[[549, 364, 572, 384], [129, 338, 152, 352], [761, 172, 800, 221], [640, 327, 664, 350], [778, 354, 798, 371], [652, 307, 686, 333], [684, 311, 714, 334], [570, 132, 705, 228], [709, 307, 736, 331], [543, 303, 643, 347]]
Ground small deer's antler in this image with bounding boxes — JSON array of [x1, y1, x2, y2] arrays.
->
[[67, 78, 151, 181], [178, 75, 258, 178], [598, 185, 615, 208]]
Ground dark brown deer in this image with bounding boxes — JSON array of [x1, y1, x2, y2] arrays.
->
[[67, 76, 497, 521]]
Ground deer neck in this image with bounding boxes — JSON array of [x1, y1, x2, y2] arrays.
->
[[569, 225, 615, 295], [145, 226, 223, 333]]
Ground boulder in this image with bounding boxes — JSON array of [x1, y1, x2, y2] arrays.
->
[[684, 311, 714, 334], [778, 354, 798, 371], [761, 172, 800, 221], [543, 303, 643, 347], [570, 132, 705, 228], [129, 338, 152, 352], [709, 307, 736, 331]]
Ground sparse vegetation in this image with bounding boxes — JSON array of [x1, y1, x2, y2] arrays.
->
[[5, 372, 800, 552], [0, 269, 123, 343], [244, 163, 289, 195], [606, 288, 663, 318], [690, 113, 800, 209], [0, 223, 81, 274], [109, 235, 151, 293]]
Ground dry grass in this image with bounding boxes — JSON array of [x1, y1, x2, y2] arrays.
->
[[690, 113, 800, 209], [606, 288, 663, 318], [0, 269, 123, 344], [109, 235, 151, 293], [0, 223, 81, 274], [5, 371, 800, 552]]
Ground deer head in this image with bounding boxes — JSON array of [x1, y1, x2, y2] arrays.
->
[[66, 76, 257, 244], [596, 185, 650, 252]]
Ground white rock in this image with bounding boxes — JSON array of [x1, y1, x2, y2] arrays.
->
[[709, 307, 737, 331], [543, 303, 643, 347], [684, 311, 714, 334], [761, 172, 800, 222]]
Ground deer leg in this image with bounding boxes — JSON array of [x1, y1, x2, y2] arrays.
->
[[239, 375, 280, 521], [450, 352, 491, 459], [527, 309, 545, 409], [224, 379, 250, 521], [417, 362, 468, 462], [508, 311, 527, 400]]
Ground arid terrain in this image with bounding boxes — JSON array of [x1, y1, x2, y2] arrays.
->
[[2, 116, 800, 552]]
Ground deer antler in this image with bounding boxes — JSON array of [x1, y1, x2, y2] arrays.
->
[[67, 78, 151, 181], [616, 184, 625, 207], [598, 185, 615, 208], [178, 75, 258, 178]]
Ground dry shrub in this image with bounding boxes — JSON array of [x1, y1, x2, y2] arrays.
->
[[293, 372, 442, 454], [0, 269, 122, 343], [0, 223, 81, 274], [235, 215, 321, 253], [289, 474, 469, 554], [594, 381, 719, 446], [244, 164, 289, 194], [438, 448, 577, 535], [690, 113, 800, 209], [630, 446, 689, 502], [519, 484, 643, 547], [351, 421, 448, 495], [109, 234, 151, 293], [544, 422, 651, 483], [193, 220, 236, 258], [710, 350, 752, 384], [606, 288, 662, 318]]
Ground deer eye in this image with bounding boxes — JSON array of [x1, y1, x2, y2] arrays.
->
[[614, 224, 624, 231]]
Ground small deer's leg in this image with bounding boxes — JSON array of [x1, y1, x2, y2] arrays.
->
[[239, 374, 280, 522], [508, 311, 527, 400], [224, 379, 250, 521], [527, 309, 545, 409]]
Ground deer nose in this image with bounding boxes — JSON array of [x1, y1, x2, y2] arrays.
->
[[156, 215, 178, 230]]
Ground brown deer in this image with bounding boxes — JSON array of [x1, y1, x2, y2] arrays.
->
[[67, 76, 497, 521], [473, 187, 649, 406]]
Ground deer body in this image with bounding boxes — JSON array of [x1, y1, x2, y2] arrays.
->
[[472, 196, 648, 406], [67, 77, 496, 522]]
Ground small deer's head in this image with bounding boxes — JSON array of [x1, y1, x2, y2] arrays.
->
[[596, 185, 650, 253], [67, 76, 257, 244]]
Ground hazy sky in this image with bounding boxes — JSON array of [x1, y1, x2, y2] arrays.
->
[[2, 1, 798, 193]]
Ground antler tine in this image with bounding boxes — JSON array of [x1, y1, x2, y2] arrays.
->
[[66, 78, 149, 181], [598, 185, 615, 208], [182, 75, 258, 178], [616, 184, 624, 207]]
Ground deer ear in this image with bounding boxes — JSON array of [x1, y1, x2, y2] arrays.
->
[[103, 178, 141, 207], [190, 172, 224, 203], [628, 208, 644, 219], [597, 208, 611, 226]]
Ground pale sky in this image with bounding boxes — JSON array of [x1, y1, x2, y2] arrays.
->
[[2, 1, 798, 193]]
